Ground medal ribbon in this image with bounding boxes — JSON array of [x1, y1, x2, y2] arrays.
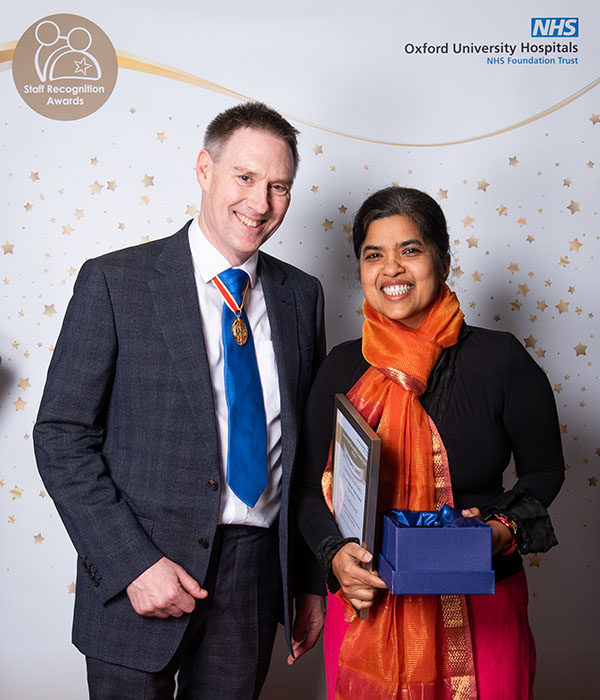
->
[[212, 273, 249, 316]]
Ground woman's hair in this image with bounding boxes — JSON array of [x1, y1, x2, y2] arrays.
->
[[352, 186, 450, 279]]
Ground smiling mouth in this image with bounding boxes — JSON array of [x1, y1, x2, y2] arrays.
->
[[382, 283, 413, 297], [235, 212, 264, 228]]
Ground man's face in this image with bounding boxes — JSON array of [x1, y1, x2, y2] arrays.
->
[[196, 127, 294, 266]]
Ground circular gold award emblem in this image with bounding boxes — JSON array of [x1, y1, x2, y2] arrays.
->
[[12, 14, 118, 121]]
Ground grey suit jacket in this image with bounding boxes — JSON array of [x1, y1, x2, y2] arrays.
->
[[33, 222, 326, 671]]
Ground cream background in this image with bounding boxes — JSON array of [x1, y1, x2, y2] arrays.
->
[[1, 1, 598, 698]]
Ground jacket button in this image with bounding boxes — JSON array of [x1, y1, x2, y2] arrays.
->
[[198, 538, 209, 548], [207, 479, 219, 491]]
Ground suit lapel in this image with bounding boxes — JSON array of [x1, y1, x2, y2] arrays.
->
[[148, 225, 219, 453], [259, 253, 299, 475]]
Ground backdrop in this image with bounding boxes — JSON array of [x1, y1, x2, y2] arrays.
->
[[1, 1, 598, 698]]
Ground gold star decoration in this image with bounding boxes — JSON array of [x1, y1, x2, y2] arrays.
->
[[43, 304, 57, 318], [355, 306, 364, 316], [312, 145, 323, 156], [185, 204, 199, 216], [589, 476, 598, 487], [8, 515, 16, 524], [523, 335, 537, 349], [507, 262, 519, 273], [18, 378, 31, 391], [310, 185, 319, 194], [496, 204, 508, 216], [528, 554, 542, 568], [555, 300, 569, 314], [559, 256, 570, 268], [573, 342, 587, 356], [518, 283, 530, 296], [140, 195, 150, 206], [516, 217, 527, 227], [68, 266, 77, 276], [89, 180, 103, 195], [566, 200, 580, 214], [40, 491, 47, 498], [30, 171, 40, 182], [2, 241, 15, 255], [437, 188, 448, 200], [118, 223, 126, 231], [536, 348, 546, 358], [554, 384, 563, 393], [3, 277, 9, 285], [13, 397, 27, 411], [529, 314, 537, 323], [156, 131, 166, 142], [140, 235, 150, 243], [338, 205, 347, 214], [466, 236, 479, 249], [569, 238, 582, 252], [330, 165, 336, 172], [587, 160, 595, 168], [471, 270, 482, 282], [343, 224, 352, 234], [508, 156, 519, 167], [24, 201, 33, 212], [107, 180, 118, 192], [141, 174, 155, 188], [67, 582, 76, 594], [563, 178, 572, 187], [589, 113, 600, 125], [322, 219, 334, 232], [74, 208, 84, 220], [452, 266, 464, 278], [62, 224, 74, 236], [90, 157, 98, 165], [511, 299, 522, 311], [9, 486, 23, 500], [462, 215, 475, 229], [33, 533, 45, 545], [493, 314, 501, 322], [477, 179, 489, 192]]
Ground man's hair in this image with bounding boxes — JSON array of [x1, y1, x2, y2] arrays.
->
[[203, 101, 300, 179]]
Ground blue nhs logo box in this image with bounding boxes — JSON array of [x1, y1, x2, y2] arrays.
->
[[531, 18, 579, 37]]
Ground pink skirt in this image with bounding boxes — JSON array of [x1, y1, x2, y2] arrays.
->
[[324, 569, 536, 700]]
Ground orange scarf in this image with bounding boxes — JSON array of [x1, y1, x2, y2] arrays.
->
[[322, 285, 478, 700]]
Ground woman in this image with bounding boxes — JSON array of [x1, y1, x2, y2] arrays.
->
[[296, 187, 564, 700]]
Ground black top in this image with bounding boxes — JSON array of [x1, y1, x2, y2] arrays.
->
[[295, 324, 565, 583]]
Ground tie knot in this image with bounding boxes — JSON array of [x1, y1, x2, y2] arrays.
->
[[219, 268, 249, 302]]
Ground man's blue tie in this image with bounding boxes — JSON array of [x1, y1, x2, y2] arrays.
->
[[219, 268, 268, 507]]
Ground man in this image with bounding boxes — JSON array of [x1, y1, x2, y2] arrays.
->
[[34, 102, 326, 699]]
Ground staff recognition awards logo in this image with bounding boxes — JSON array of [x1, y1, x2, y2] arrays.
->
[[12, 14, 118, 120]]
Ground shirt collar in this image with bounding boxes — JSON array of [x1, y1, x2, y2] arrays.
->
[[188, 217, 259, 286]]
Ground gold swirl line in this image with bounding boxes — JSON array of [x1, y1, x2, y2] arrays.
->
[[2, 42, 598, 147]]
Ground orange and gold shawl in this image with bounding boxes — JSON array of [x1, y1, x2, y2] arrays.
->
[[322, 285, 478, 700]]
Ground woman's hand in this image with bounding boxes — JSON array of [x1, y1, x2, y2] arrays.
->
[[462, 507, 514, 555], [331, 542, 388, 610]]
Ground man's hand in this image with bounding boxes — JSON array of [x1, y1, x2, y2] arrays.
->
[[462, 507, 513, 555], [126, 556, 208, 618], [287, 593, 325, 665], [331, 542, 387, 612]]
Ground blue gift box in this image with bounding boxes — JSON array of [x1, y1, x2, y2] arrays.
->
[[377, 506, 495, 595]]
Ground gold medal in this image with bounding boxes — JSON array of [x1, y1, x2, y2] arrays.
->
[[232, 317, 248, 346]]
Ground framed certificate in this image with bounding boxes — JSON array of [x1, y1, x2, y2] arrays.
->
[[331, 394, 382, 594]]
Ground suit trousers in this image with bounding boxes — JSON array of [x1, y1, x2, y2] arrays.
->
[[86, 522, 282, 700]]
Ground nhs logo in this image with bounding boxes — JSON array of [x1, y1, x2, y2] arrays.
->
[[531, 18, 579, 37]]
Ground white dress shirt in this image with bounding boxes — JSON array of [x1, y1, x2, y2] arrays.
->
[[188, 217, 282, 527]]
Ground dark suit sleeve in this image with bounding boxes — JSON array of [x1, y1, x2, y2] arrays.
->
[[33, 259, 163, 603]]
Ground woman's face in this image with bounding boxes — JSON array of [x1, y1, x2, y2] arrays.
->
[[359, 215, 445, 329]]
